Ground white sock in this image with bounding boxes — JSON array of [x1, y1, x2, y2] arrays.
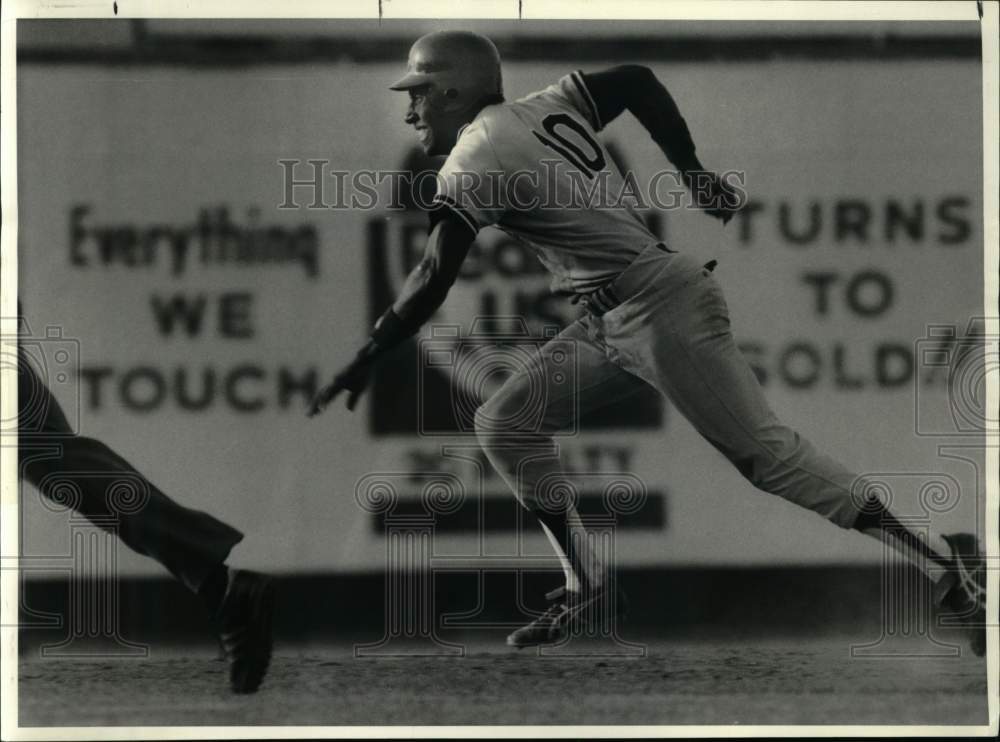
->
[[538, 520, 582, 594]]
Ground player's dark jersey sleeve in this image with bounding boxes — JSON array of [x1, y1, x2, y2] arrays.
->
[[427, 198, 477, 236], [578, 65, 700, 171]]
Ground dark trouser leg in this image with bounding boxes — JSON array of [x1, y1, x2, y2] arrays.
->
[[18, 348, 243, 593]]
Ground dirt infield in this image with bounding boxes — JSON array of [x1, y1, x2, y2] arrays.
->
[[18, 637, 988, 727]]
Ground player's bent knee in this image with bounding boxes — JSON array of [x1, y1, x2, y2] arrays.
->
[[474, 381, 533, 441], [473, 400, 503, 452]]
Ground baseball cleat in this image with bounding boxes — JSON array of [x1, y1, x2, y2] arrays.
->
[[939, 533, 986, 657], [217, 569, 275, 693], [506, 585, 625, 648]]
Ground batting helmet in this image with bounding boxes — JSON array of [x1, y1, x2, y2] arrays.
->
[[389, 31, 503, 110]]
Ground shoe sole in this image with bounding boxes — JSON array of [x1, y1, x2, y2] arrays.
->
[[508, 637, 558, 649], [943, 533, 985, 658], [228, 573, 276, 693], [506, 592, 624, 649]]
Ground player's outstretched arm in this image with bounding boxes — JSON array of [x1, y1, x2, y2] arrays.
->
[[307, 218, 475, 416], [581, 65, 741, 223], [388, 217, 475, 330]]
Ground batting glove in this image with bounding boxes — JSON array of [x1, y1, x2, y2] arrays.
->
[[307, 348, 376, 417]]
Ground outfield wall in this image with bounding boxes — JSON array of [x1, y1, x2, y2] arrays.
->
[[14, 20, 986, 576]]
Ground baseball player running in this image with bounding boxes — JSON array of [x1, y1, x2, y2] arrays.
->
[[308, 31, 986, 655], [16, 307, 274, 692]]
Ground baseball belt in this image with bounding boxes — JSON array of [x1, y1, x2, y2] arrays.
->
[[581, 258, 718, 318]]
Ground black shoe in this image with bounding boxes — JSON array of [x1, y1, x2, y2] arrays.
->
[[506, 585, 625, 648], [940, 533, 985, 658], [217, 569, 275, 693]]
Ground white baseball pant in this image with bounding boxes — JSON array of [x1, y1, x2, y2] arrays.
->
[[474, 242, 864, 590]]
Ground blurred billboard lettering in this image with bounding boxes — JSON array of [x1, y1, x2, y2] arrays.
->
[[15, 21, 984, 573]]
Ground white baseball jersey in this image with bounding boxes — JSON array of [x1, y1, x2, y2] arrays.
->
[[432, 71, 661, 295]]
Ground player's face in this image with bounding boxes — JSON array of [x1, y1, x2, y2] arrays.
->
[[404, 85, 460, 156]]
